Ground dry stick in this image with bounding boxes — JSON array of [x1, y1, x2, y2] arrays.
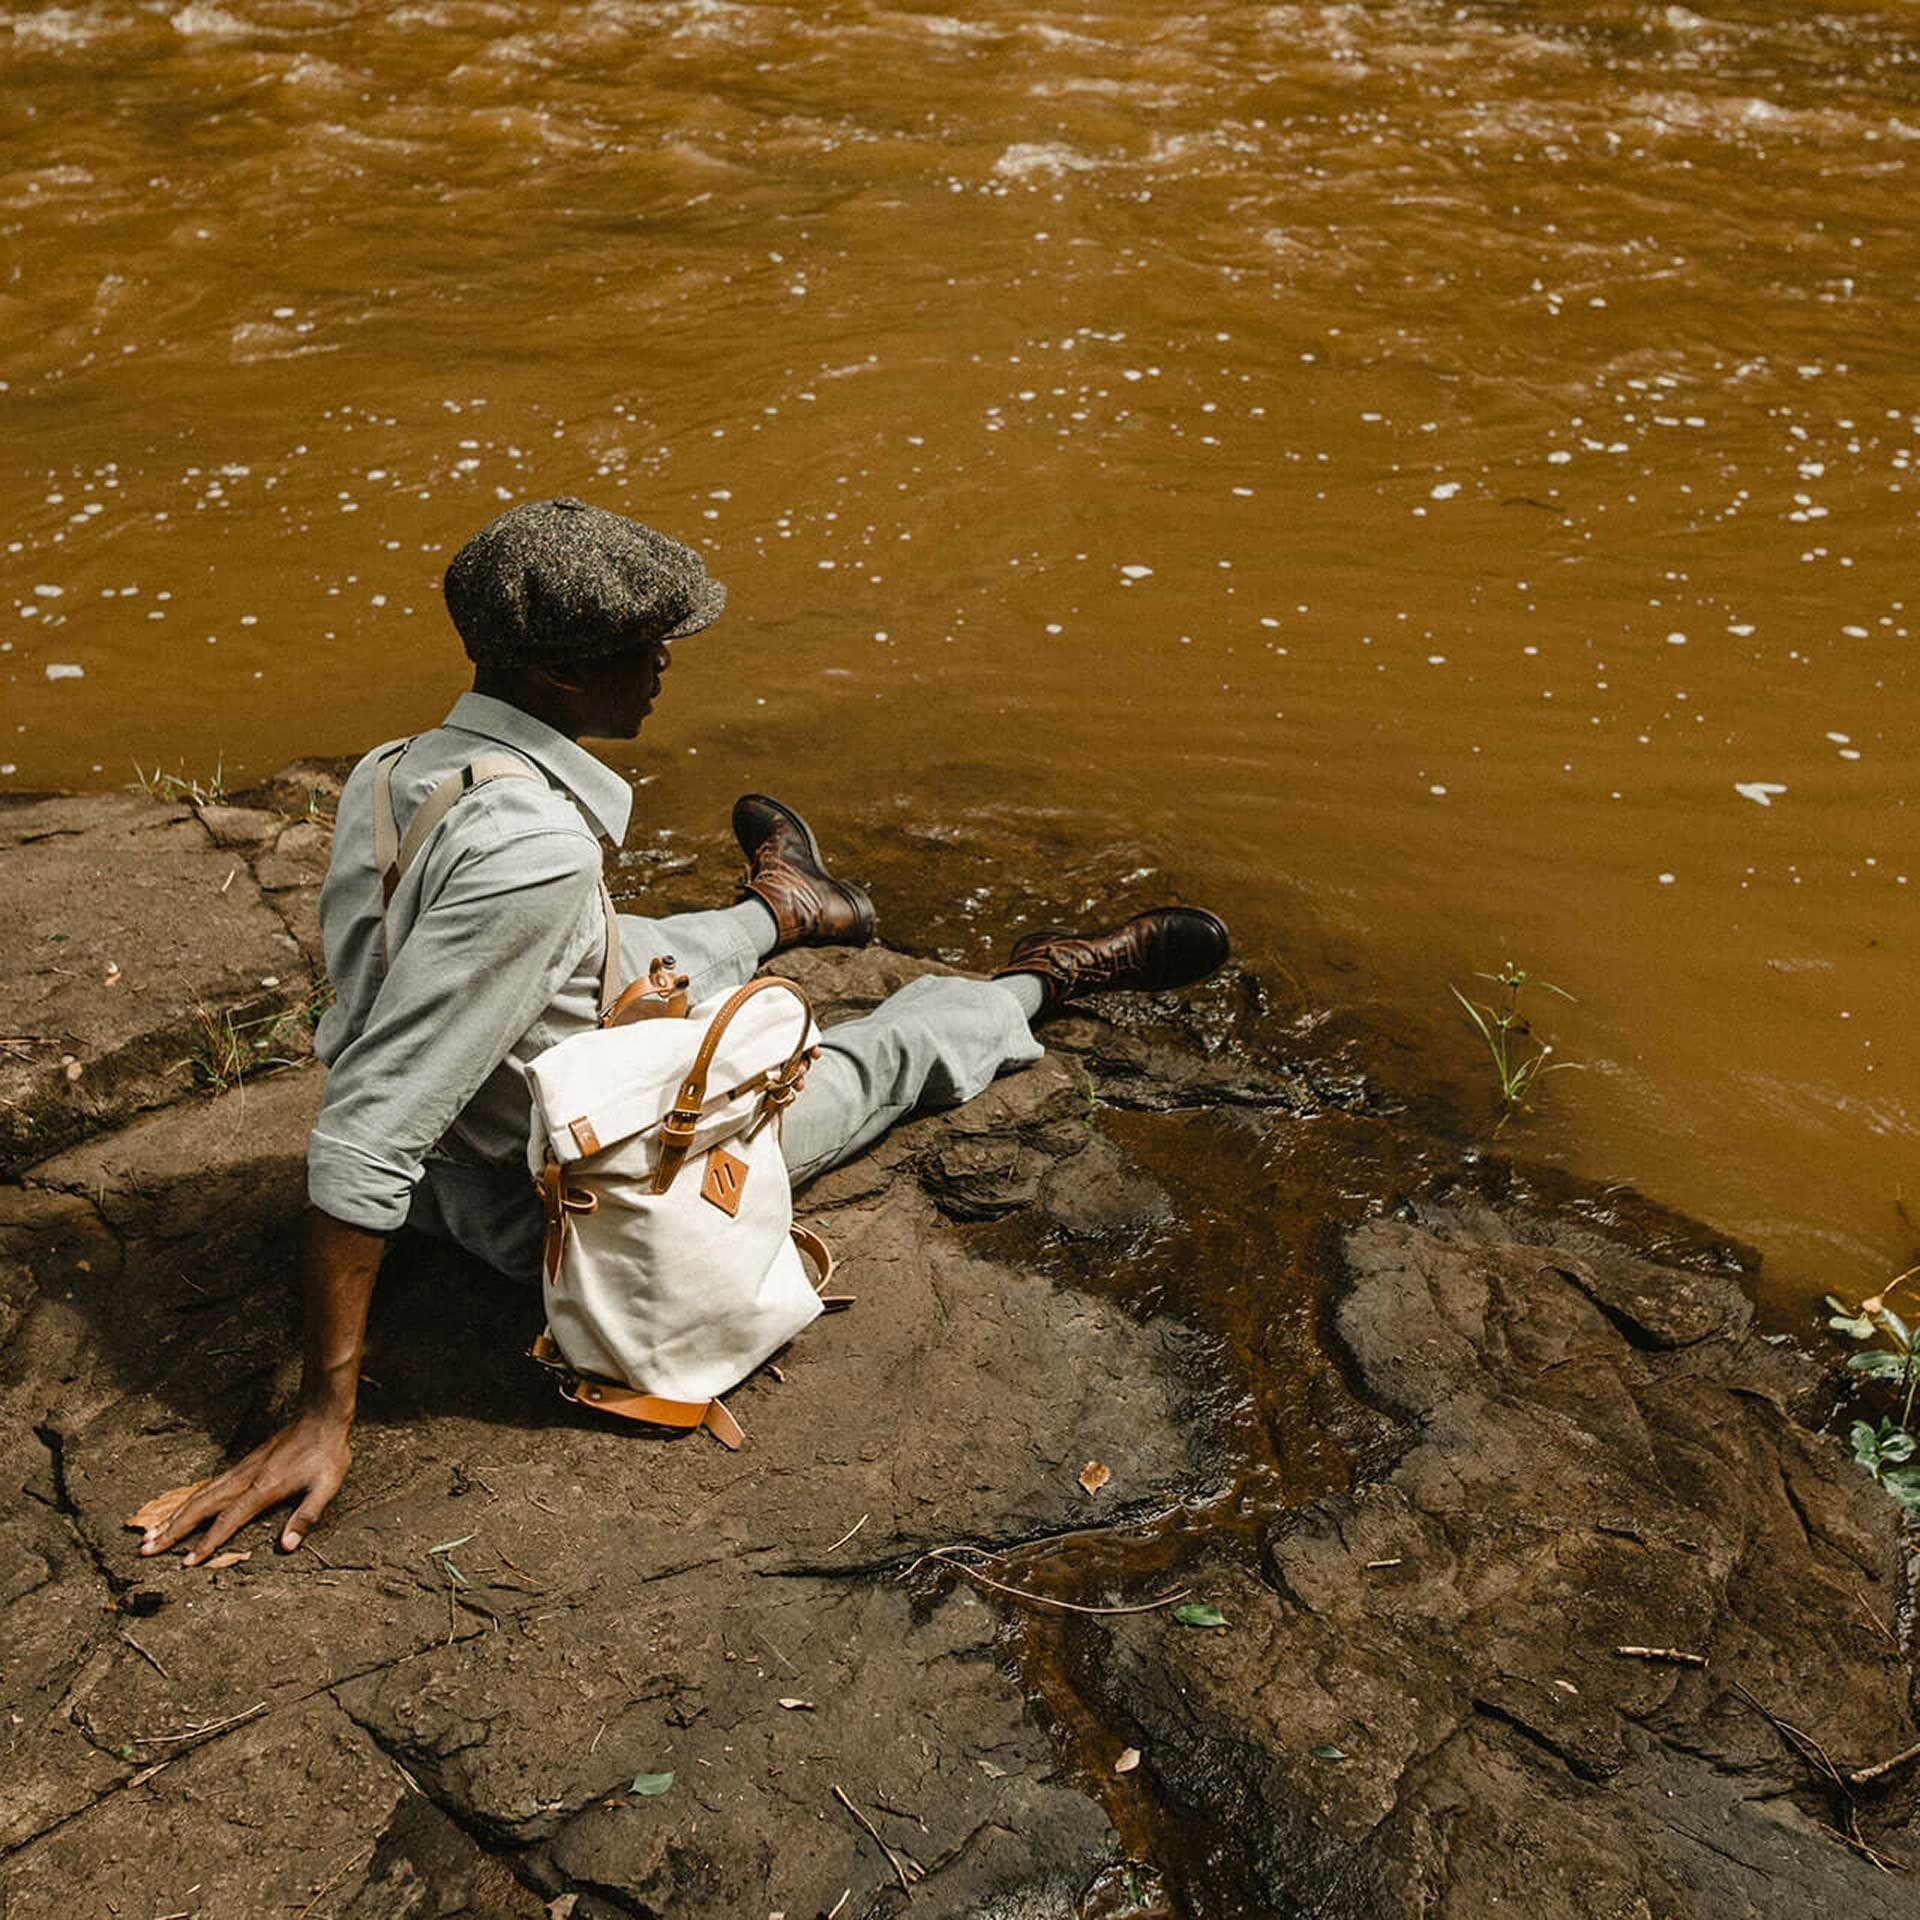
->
[[295, 1841, 376, 1920], [909, 1546, 1191, 1619], [832, 1784, 919, 1893], [826, 1514, 870, 1555], [824, 1891, 850, 1920], [1851, 1581, 1902, 1655], [1724, 1681, 1908, 1874], [133, 1701, 267, 1747], [120, 1630, 171, 1678], [1849, 1739, 1920, 1788], [1614, 1646, 1709, 1668], [1817, 1818, 1904, 1877], [1730, 1679, 1844, 1789]]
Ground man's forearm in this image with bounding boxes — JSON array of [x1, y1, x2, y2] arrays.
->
[[298, 1208, 387, 1421]]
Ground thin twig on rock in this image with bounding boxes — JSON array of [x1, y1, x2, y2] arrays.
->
[[826, 1514, 869, 1555], [907, 1545, 1190, 1618], [120, 1630, 170, 1678], [296, 1841, 375, 1920], [1614, 1646, 1708, 1667], [133, 1701, 267, 1746], [1849, 1740, 1920, 1788], [831, 1784, 919, 1892]]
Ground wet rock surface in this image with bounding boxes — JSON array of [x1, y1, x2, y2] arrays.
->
[[2, 779, 1915, 1919]]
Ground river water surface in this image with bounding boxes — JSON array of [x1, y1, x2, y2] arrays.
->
[[2, 0, 1914, 1322]]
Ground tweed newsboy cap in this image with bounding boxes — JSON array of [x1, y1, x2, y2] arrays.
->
[[443, 497, 727, 666]]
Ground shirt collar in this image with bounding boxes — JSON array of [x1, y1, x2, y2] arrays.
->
[[441, 691, 633, 845]]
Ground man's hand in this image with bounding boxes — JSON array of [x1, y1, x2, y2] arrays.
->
[[138, 1206, 386, 1565], [140, 1410, 351, 1564]]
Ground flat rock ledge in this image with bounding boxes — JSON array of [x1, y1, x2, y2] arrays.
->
[[1, 779, 1915, 1920]]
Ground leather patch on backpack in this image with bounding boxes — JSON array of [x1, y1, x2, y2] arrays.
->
[[700, 1145, 748, 1217]]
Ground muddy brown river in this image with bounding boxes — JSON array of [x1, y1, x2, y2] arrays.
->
[[2, 0, 1914, 1324]]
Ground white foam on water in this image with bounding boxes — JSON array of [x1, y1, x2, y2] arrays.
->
[[1735, 782, 1785, 807], [1120, 564, 1153, 580], [169, 4, 254, 37], [45, 662, 83, 680], [993, 142, 1098, 180], [12, 7, 114, 46]]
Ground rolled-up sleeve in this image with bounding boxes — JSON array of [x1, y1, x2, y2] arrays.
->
[[307, 830, 602, 1232]]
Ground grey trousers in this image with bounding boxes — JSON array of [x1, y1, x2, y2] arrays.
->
[[410, 904, 1043, 1279]]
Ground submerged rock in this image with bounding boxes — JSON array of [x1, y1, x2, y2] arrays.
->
[[0, 776, 1912, 1918]]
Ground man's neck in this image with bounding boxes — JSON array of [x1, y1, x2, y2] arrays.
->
[[471, 669, 579, 740]]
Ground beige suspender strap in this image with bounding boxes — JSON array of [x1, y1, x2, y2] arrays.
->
[[392, 752, 534, 893], [595, 880, 621, 1022], [649, 976, 813, 1195], [374, 747, 622, 1012], [371, 740, 410, 902]]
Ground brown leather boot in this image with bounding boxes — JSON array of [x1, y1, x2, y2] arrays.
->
[[995, 907, 1230, 1015], [732, 793, 877, 949]]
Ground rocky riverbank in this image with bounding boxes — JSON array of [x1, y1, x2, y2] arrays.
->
[[3, 774, 1916, 1919]]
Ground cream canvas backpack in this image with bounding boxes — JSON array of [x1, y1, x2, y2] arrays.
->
[[372, 742, 845, 1451]]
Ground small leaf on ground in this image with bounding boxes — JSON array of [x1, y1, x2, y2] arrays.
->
[[778, 1698, 816, 1711], [125, 1481, 210, 1532], [1114, 1747, 1141, 1774], [1078, 1460, 1112, 1497], [629, 1771, 674, 1796], [1172, 1603, 1228, 1630], [1309, 1744, 1348, 1761], [977, 1759, 1008, 1779], [201, 1549, 251, 1571]]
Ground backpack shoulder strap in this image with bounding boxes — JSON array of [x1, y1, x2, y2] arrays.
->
[[373, 744, 621, 1017]]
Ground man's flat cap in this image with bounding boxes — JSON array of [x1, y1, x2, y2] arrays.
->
[[443, 497, 726, 666]]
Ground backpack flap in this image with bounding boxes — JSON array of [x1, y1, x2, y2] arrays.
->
[[524, 977, 819, 1171]]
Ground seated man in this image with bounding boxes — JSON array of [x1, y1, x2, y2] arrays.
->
[[141, 497, 1229, 1564]]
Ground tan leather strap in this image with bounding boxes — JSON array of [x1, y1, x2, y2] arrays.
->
[[536, 1159, 599, 1282], [373, 741, 620, 1016], [792, 1222, 854, 1310], [561, 1377, 746, 1449], [527, 1332, 745, 1449], [650, 975, 813, 1195], [601, 956, 690, 1029]]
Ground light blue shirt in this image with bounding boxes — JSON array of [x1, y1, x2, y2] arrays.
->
[[308, 692, 632, 1235]]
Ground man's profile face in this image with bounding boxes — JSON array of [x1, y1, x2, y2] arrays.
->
[[572, 638, 674, 740]]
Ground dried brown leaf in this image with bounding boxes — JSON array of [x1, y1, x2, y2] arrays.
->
[[125, 1480, 210, 1533], [201, 1549, 251, 1571], [1114, 1747, 1141, 1774], [1077, 1460, 1111, 1497], [778, 1697, 816, 1712]]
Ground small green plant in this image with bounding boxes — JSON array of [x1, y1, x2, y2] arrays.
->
[[187, 984, 331, 1092], [133, 756, 226, 806], [1827, 1267, 1920, 1514], [1451, 963, 1578, 1131]]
